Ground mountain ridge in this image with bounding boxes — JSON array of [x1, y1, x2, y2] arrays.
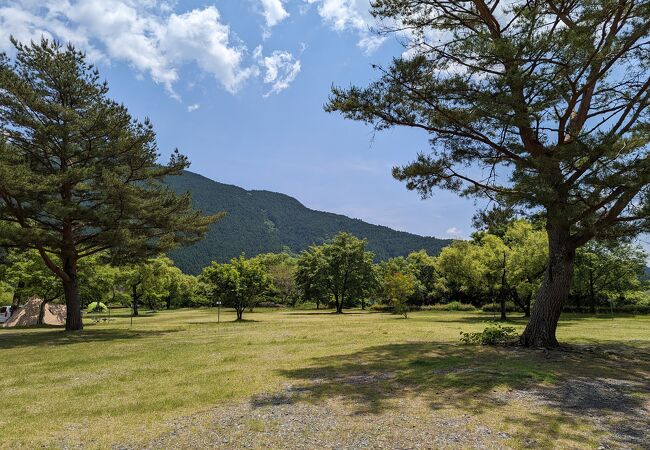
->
[[166, 171, 453, 274]]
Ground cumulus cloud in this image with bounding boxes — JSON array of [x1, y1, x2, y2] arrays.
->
[[259, 0, 289, 27], [254, 46, 301, 96], [305, 0, 385, 53], [0, 1, 254, 96], [187, 103, 200, 112]]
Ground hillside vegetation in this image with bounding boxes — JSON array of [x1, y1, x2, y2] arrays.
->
[[166, 171, 452, 273]]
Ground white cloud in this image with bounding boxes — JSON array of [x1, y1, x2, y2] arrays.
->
[[254, 46, 301, 96], [259, 0, 289, 27], [446, 227, 462, 236], [0, 1, 254, 96], [187, 103, 200, 112], [305, 0, 385, 53]]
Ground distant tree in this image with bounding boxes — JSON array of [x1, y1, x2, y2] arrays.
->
[[165, 269, 198, 309], [121, 257, 175, 316], [503, 222, 548, 317], [405, 250, 439, 305], [200, 255, 270, 321], [296, 233, 375, 313], [476, 234, 511, 320], [436, 242, 486, 304], [381, 271, 416, 318], [295, 246, 330, 309], [0, 39, 219, 330], [572, 241, 646, 312], [0, 249, 61, 323], [253, 252, 299, 306], [327, 0, 650, 347]]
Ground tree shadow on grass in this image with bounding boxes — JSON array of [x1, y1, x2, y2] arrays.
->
[[272, 341, 650, 446], [0, 328, 179, 350]]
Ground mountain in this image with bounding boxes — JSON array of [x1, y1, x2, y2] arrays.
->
[[165, 171, 453, 274]]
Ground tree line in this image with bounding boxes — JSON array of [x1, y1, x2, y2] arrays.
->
[[3, 225, 647, 323]]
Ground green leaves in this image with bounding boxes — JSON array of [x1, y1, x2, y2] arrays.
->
[[0, 38, 220, 272], [199, 255, 271, 320], [296, 232, 376, 312]]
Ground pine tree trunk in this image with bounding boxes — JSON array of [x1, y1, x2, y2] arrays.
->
[[520, 225, 575, 348], [63, 277, 83, 331]]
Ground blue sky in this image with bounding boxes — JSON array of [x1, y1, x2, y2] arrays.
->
[[0, 0, 479, 239]]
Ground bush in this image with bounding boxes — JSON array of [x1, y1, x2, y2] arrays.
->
[[430, 301, 476, 311], [481, 301, 518, 313], [460, 324, 519, 345], [86, 302, 108, 313], [369, 303, 394, 312]]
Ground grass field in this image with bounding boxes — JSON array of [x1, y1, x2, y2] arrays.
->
[[1, 308, 649, 449]]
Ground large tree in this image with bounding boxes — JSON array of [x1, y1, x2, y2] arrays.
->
[[200, 255, 270, 321], [296, 232, 376, 313], [0, 39, 218, 330], [327, 0, 649, 346]]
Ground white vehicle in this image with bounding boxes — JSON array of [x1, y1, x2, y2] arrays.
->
[[0, 305, 12, 323]]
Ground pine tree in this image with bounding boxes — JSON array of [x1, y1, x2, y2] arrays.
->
[[327, 0, 649, 346], [0, 39, 220, 330]]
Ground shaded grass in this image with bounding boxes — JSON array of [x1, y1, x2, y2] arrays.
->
[[0, 308, 649, 448]]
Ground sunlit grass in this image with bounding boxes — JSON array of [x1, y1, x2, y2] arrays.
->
[[1, 308, 648, 448]]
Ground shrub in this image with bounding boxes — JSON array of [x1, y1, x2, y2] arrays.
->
[[430, 301, 476, 311], [86, 302, 108, 313], [460, 324, 518, 345], [481, 301, 518, 313]]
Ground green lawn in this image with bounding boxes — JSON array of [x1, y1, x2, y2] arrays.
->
[[1, 308, 649, 448]]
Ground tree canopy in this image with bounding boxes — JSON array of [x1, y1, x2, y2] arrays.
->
[[296, 232, 376, 313]]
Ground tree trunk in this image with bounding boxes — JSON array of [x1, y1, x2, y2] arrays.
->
[[63, 276, 83, 331], [521, 225, 575, 348], [131, 284, 140, 316], [524, 293, 531, 317], [10, 281, 23, 316], [500, 253, 507, 321], [166, 295, 172, 310], [334, 294, 343, 314], [316, 298, 320, 310], [236, 308, 243, 320], [37, 299, 51, 325], [589, 270, 596, 313]]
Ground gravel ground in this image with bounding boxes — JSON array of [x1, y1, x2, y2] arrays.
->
[[137, 398, 510, 450], [122, 374, 649, 450]]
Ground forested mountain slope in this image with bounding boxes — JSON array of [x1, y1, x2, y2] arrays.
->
[[166, 171, 452, 273]]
